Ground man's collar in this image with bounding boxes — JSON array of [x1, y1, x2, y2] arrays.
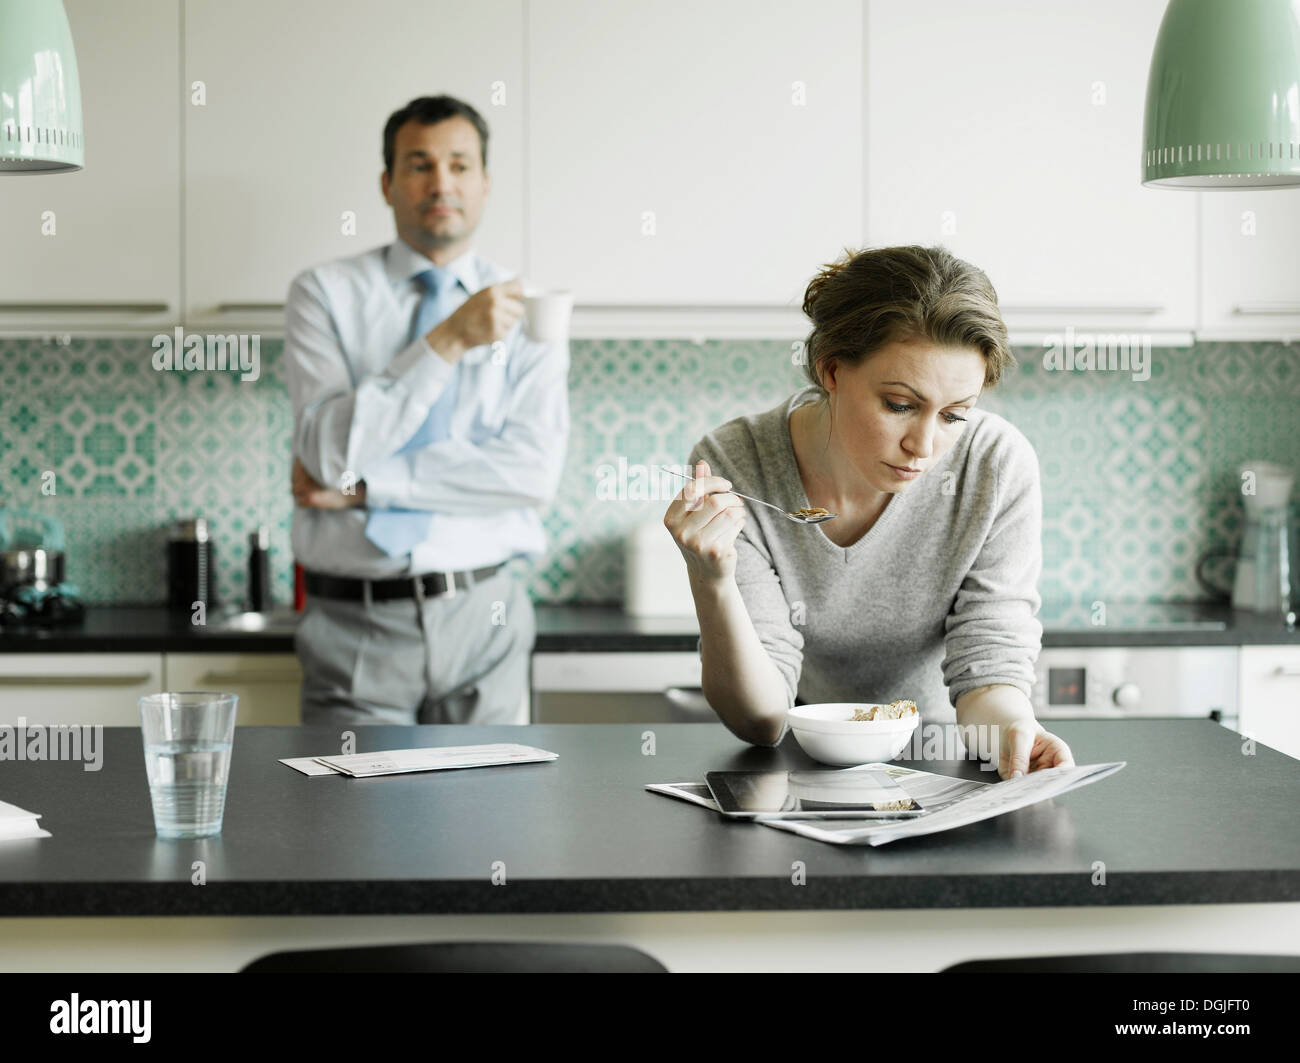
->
[[384, 239, 480, 294]]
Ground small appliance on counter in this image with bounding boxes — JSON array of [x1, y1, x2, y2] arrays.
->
[[1197, 460, 1294, 621], [167, 517, 217, 612], [0, 507, 84, 628], [247, 525, 270, 612], [623, 517, 696, 617], [1231, 461, 1293, 617]]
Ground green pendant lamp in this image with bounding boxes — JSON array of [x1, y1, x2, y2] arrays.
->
[[0, 0, 84, 174], [1144, 0, 1300, 188]]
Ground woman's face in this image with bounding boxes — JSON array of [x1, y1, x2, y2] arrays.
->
[[823, 337, 986, 495]]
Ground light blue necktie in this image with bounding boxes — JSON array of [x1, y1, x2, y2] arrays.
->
[[365, 266, 462, 556]]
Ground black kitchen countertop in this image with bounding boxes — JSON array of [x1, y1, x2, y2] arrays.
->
[[0, 601, 1297, 654], [0, 720, 1296, 916]]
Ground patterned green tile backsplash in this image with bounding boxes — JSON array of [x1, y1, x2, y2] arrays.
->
[[0, 336, 1297, 607]]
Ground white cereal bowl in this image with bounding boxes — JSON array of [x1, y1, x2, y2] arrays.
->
[[787, 703, 919, 766]]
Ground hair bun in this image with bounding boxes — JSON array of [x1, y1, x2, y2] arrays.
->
[[802, 250, 853, 320]]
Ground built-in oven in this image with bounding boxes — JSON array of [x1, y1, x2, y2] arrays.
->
[[1033, 646, 1238, 730]]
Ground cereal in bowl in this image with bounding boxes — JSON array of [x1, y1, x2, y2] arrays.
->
[[850, 699, 917, 721]]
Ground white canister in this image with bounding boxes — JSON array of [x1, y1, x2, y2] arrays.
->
[[623, 518, 697, 617]]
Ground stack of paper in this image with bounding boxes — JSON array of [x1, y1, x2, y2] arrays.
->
[[280, 743, 559, 778], [0, 799, 51, 841]]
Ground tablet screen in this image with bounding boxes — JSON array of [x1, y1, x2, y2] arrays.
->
[[705, 769, 925, 818]]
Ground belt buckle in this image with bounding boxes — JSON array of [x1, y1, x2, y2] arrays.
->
[[442, 569, 458, 599]]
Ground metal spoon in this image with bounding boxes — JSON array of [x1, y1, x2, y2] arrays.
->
[[657, 466, 837, 524]]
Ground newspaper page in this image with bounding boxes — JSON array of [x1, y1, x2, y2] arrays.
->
[[866, 763, 990, 811], [644, 782, 719, 810], [757, 762, 1125, 846]]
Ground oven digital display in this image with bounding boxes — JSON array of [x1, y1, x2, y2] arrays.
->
[[1048, 667, 1086, 706]]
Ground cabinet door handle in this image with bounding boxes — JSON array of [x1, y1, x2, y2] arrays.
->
[[0, 674, 154, 685], [0, 302, 169, 313], [196, 671, 298, 684], [1234, 303, 1300, 316], [213, 303, 285, 314], [999, 304, 1164, 315], [1273, 666, 1300, 677]]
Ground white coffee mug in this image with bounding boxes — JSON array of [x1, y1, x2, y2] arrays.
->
[[522, 289, 573, 343]]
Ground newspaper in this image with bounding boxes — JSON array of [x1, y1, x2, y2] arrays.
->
[[759, 762, 1125, 846], [646, 761, 1125, 847], [864, 763, 991, 811], [644, 781, 720, 810]]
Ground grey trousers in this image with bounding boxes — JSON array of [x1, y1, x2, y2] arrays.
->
[[295, 567, 535, 726]]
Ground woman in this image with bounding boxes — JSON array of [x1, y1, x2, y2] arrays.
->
[[664, 245, 1073, 779]]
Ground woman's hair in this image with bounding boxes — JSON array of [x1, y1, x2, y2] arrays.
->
[[800, 245, 1015, 398]]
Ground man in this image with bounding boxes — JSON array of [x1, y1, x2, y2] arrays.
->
[[284, 95, 569, 726]]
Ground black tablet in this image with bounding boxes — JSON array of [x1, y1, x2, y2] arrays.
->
[[705, 768, 927, 819]]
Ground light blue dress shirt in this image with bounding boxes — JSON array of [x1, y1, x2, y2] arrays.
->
[[284, 239, 571, 578]]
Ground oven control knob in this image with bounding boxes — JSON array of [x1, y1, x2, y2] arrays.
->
[[1112, 683, 1141, 709]]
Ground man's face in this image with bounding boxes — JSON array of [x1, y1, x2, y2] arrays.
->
[[382, 116, 489, 256], [825, 337, 985, 495]]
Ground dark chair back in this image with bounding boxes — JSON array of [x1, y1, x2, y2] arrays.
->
[[241, 941, 668, 973]]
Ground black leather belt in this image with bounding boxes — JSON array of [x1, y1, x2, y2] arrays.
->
[[303, 564, 503, 603]]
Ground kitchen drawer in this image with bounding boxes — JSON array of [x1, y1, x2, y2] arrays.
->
[[163, 653, 301, 726], [1238, 646, 1300, 760], [530, 651, 710, 724], [531, 652, 702, 693], [0, 653, 164, 726]]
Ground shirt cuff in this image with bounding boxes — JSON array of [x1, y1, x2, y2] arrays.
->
[[361, 454, 413, 511], [384, 335, 457, 407]]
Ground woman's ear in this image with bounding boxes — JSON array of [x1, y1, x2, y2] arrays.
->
[[823, 357, 838, 396]]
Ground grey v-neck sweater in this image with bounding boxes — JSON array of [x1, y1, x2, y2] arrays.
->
[[688, 387, 1043, 726]]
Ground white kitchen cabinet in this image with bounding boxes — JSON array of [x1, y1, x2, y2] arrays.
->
[[866, 0, 1197, 336], [163, 653, 302, 725], [1238, 645, 1300, 761], [0, 654, 164, 726], [526, 0, 862, 308], [0, 0, 180, 334], [183, 0, 525, 326], [1200, 194, 1300, 341]]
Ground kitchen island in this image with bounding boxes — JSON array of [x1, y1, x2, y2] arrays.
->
[[0, 720, 1297, 971]]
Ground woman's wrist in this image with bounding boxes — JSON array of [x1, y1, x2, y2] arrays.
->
[[688, 570, 735, 604], [954, 684, 1038, 730]]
